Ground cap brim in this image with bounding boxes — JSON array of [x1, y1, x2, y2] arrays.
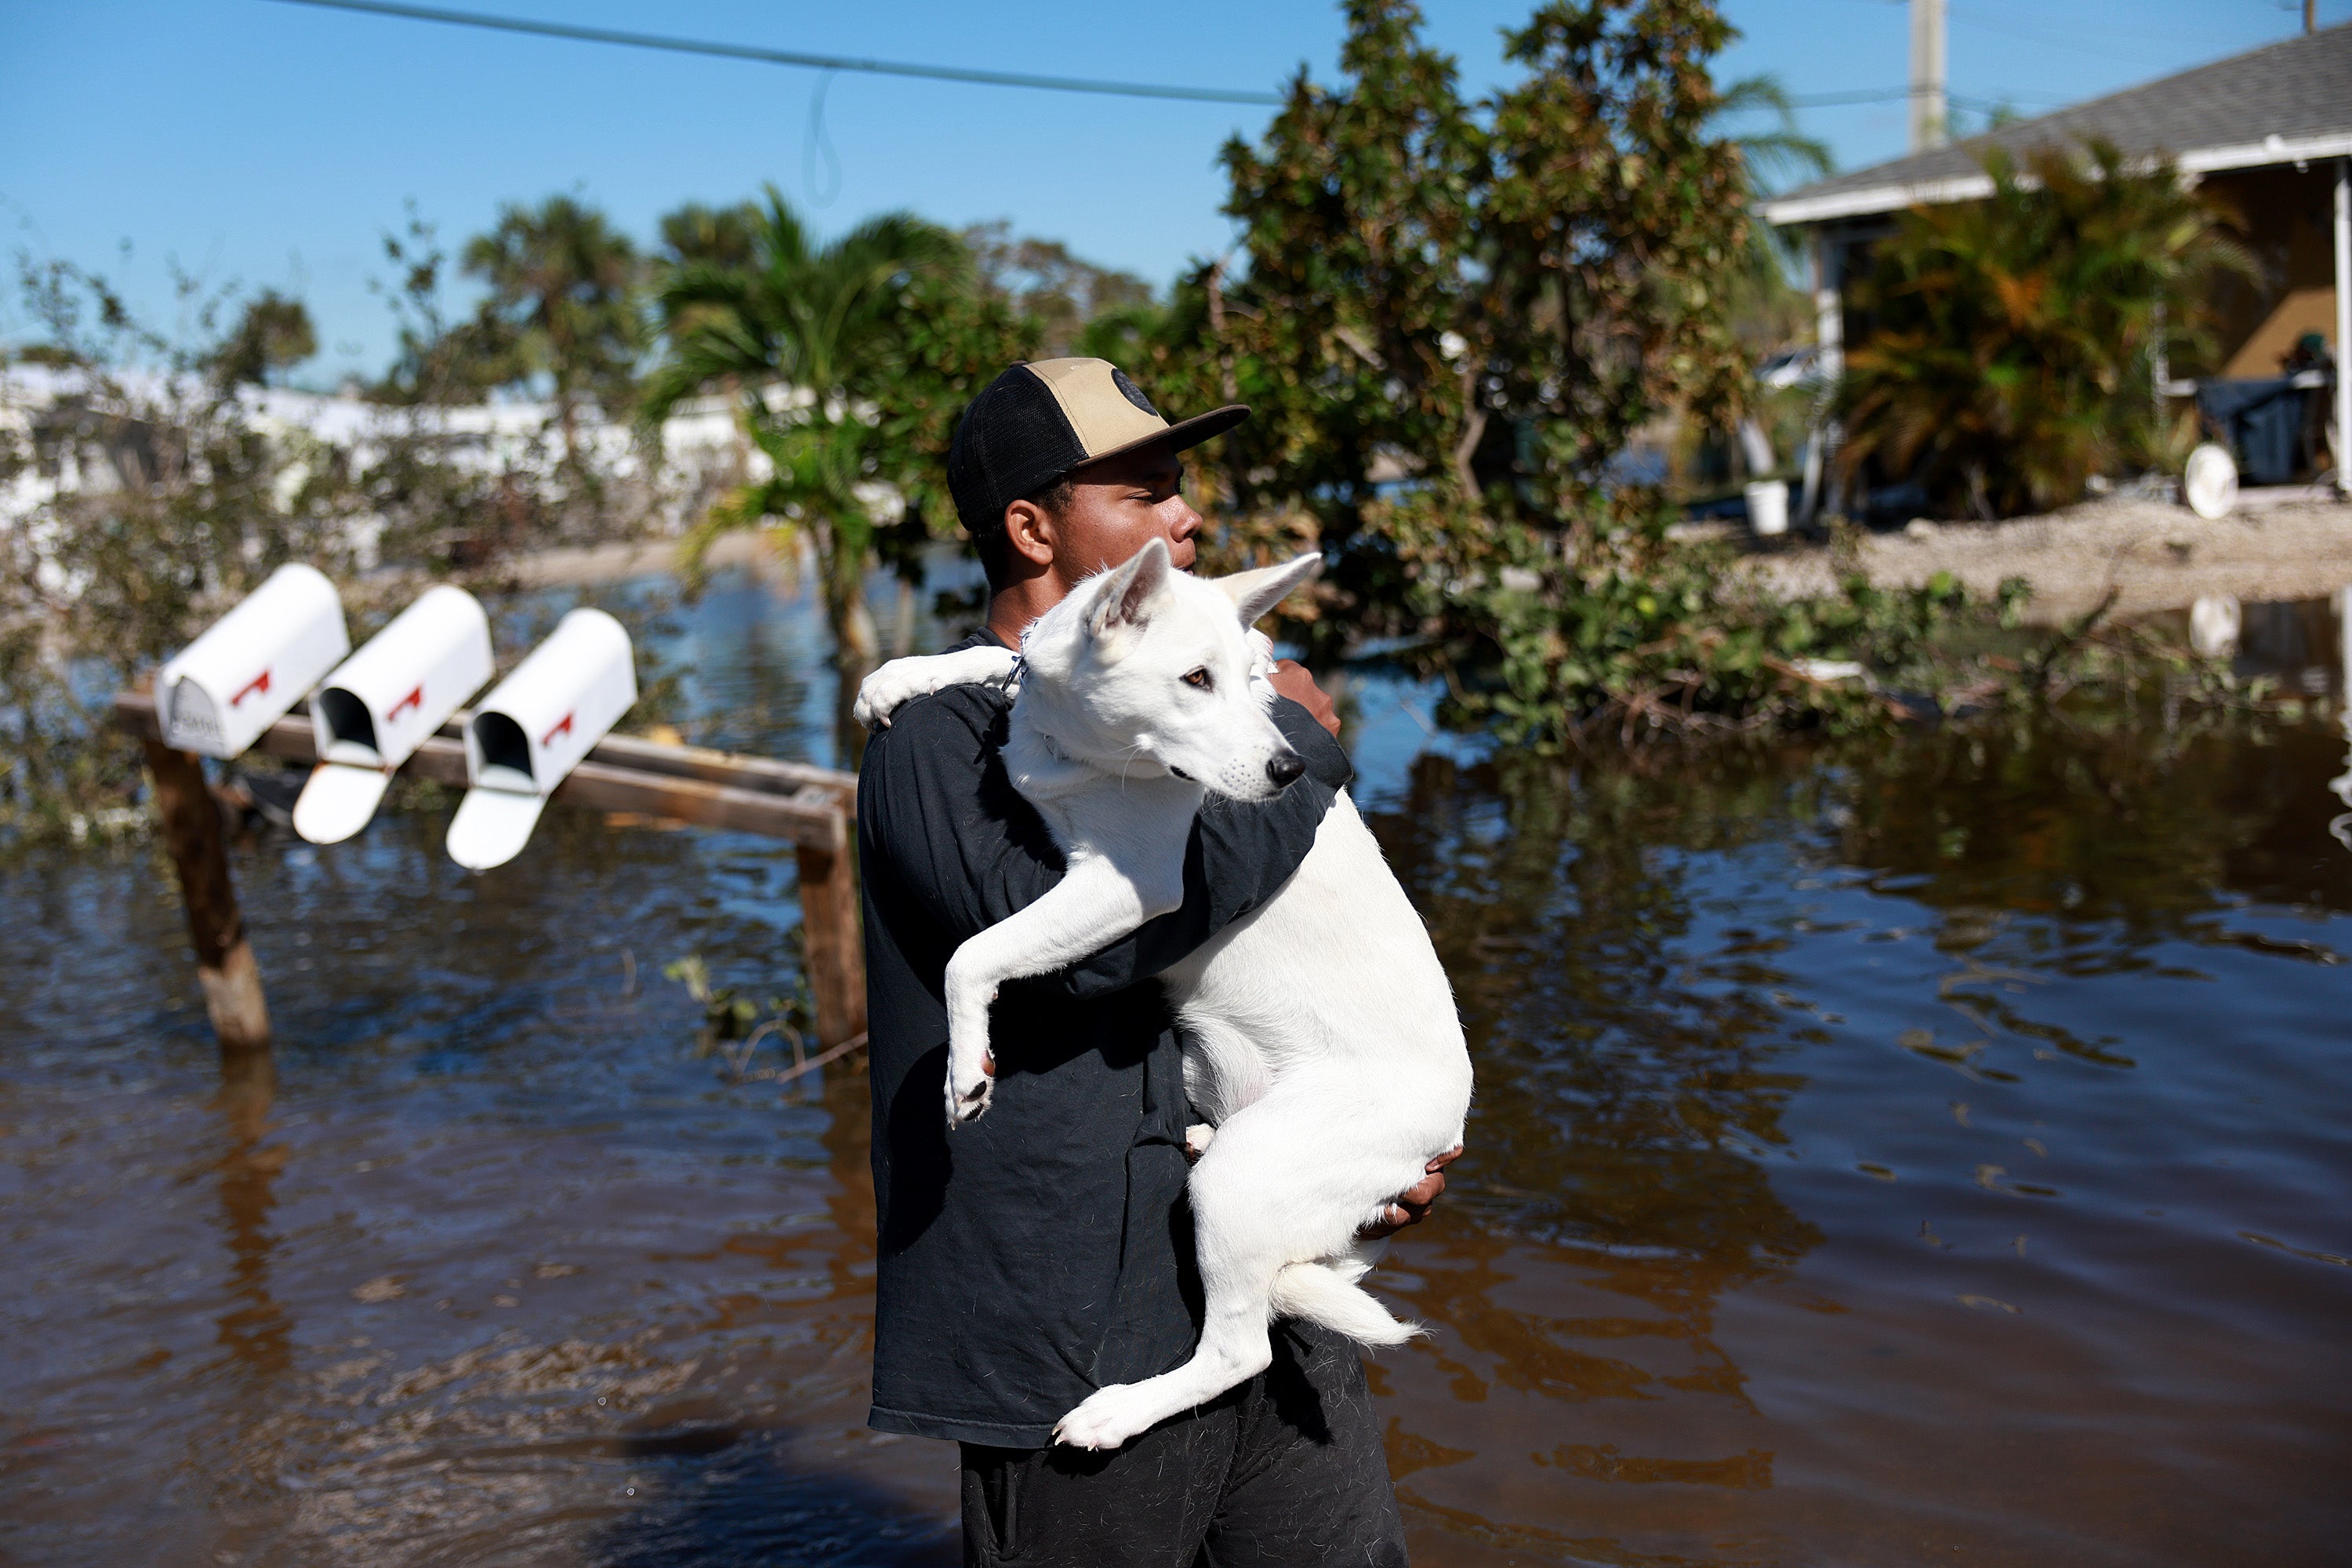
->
[[1071, 404, 1250, 475]]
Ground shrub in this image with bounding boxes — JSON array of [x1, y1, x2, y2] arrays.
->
[[1836, 140, 2251, 519]]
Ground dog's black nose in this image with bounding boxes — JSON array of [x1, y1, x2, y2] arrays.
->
[[1266, 751, 1305, 787]]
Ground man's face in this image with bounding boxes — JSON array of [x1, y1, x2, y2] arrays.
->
[[1047, 445, 1202, 577]]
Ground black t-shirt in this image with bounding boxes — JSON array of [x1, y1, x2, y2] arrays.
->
[[856, 633, 1349, 1446]]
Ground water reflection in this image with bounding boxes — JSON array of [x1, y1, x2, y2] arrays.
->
[[212, 1047, 292, 1377], [1346, 707, 2352, 1564]]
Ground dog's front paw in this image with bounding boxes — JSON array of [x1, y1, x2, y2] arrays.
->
[[853, 666, 929, 731], [944, 1047, 996, 1126], [1184, 1123, 1217, 1161], [1053, 1383, 1160, 1451]]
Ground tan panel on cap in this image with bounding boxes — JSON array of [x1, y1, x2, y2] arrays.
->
[[1025, 358, 1167, 460]]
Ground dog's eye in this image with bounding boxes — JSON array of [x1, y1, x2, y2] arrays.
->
[[1181, 667, 1214, 691]]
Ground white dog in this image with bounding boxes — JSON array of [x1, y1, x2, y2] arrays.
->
[[854, 539, 1472, 1451]]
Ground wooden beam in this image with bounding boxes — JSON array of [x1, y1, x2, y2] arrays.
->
[[111, 691, 851, 848], [113, 688, 866, 1054], [796, 840, 866, 1049]]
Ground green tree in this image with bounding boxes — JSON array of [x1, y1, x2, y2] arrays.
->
[[1133, 2, 1753, 673], [960, 222, 1156, 356], [1112, 0, 1997, 742], [657, 200, 760, 274], [463, 194, 644, 463], [371, 211, 516, 406], [209, 289, 318, 388], [1838, 140, 2251, 519], [640, 187, 1025, 662]]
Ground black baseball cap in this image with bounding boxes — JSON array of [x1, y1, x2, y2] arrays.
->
[[948, 358, 1248, 538]]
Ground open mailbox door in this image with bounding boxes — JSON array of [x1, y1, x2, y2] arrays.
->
[[293, 585, 493, 844], [446, 608, 637, 870], [157, 564, 349, 758]]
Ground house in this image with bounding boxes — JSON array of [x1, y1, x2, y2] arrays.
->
[[1766, 20, 2352, 512]]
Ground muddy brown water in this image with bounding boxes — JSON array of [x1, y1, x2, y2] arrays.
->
[[5, 568, 2350, 1566]]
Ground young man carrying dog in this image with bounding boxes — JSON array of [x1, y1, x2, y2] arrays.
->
[[857, 359, 1454, 1566]]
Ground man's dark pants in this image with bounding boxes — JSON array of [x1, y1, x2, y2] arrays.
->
[[957, 1322, 1409, 1567]]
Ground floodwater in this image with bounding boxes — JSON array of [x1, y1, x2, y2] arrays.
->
[[5, 564, 2350, 1566]]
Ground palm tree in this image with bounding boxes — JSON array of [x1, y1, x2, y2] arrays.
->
[[640, 187, 964, 663], [463, 194, 643, 465], [1713, 75, 1835, 353], [657, 201, 759, 275]]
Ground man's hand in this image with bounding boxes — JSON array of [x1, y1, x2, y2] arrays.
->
[[1359, 1146, 1462, 1239], [1267, 660, 1341, 738]]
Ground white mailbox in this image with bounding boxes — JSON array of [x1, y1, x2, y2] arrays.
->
[[157, 564, 349, 758], [292, 584, 493, 844], [446, 608, 636, 870]]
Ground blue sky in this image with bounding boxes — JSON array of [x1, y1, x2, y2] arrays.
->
[[3, 0, 2341, 384]]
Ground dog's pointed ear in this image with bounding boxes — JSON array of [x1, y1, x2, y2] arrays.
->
[[1213, 551, 1323, 628], [1087, 536, 1174, 641]]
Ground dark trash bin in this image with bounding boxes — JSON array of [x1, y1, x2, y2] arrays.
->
[[2195, 376, 2325, 485]]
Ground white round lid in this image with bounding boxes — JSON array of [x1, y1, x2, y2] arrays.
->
[[2183, 442, 2238, 521]]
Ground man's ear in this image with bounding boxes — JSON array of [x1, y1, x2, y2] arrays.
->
[[1086, 536, 1173, 641], [1212, 552, 1323, 628], [1001, 497, 1056, 571]]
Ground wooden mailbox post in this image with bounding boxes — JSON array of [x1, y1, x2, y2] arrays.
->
[[115, 691, 866, 1054]]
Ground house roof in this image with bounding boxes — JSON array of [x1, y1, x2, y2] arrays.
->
[[1766, 20, 2352, 226]]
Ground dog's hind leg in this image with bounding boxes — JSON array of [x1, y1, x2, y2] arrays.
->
[[1052, 1218, 1286, 1451], [1053, 1090, 1393, 1450], [1177, 1012, 1272, 1129]]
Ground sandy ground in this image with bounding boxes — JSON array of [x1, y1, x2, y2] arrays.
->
[[503, 492, 2352, 626], [504, 529, 775, 588], [1745, 491, 2352, 623]]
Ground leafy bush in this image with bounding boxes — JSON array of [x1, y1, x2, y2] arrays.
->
[[1371, 489, 2028, 743], [1837, 140, 2251, 519]]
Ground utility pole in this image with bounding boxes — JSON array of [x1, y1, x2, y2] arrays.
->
[[1910, 0, 1947, 152], [2308, 0, 2318, 36]]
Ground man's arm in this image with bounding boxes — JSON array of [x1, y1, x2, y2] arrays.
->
[[858, 685, 1349, 999]]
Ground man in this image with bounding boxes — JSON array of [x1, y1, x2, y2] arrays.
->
[[857, 359, 1451, 1566]]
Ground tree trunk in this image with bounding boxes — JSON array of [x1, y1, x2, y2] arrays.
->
[[826, 568, 880, 665], [893, 577, 918, 658], [1448, 354, 1491, 504], [557, 392, 579, 471], [823, 541, 880, 768]]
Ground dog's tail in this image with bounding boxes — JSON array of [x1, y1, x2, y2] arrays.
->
[[1271, 1259, 1422, 1348]]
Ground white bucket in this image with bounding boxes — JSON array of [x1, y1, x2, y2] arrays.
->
[[1745, 480, 1790, 538]]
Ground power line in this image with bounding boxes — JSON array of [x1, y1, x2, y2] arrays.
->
[[1777, 85, 2055, 110], [261, 0, 1287, 106]]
